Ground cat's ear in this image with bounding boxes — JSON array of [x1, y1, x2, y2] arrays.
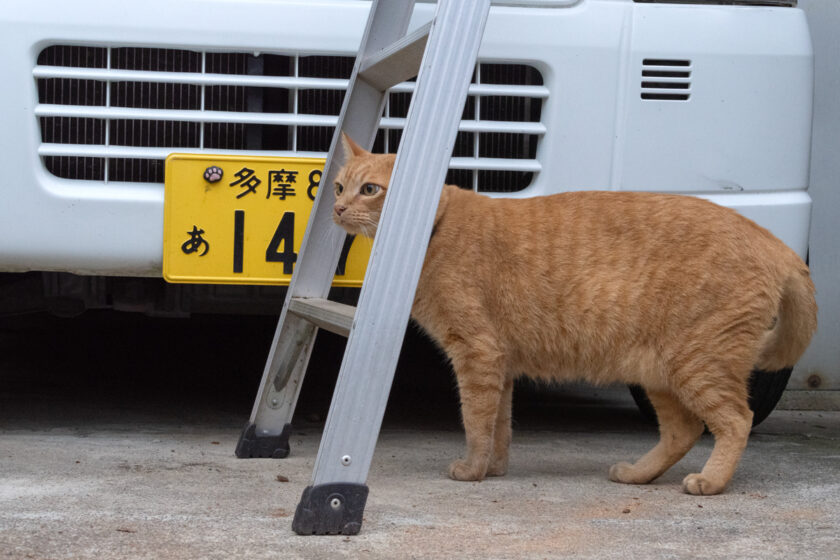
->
[[341, 133, 368, 160]]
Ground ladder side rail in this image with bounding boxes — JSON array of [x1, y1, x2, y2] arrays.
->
[[275, 0, 418, 300], [309, 0, 492, 487], [243, 0, 417, 442]]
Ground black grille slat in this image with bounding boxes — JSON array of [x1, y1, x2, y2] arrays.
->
[[296, 126, 333, 152], [299, 56, 354, 79], [641, 93, 691, 101], [477, 170, 535, 193], [204, 122, 246, 151], [109, 158, 165, 183], [40, 117, 106, 145], [38, 79, 106, 106], [36, 46, 544, 192], [37, 46, 107, 68], [642, 70, 691, 78], [109, 120, 200, 149], [44, 156, 104, 181], [642, 58, 690, 67], [111, 82, 201, 110], [641, 81, 690, 90], [111, 48, 200, 73], [479, 63, 544, 86]]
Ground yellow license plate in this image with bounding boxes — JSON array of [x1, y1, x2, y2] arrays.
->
[[163, 154, 370, 286]]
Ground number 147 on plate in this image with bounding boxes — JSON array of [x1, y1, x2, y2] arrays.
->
[[163, 154, 370, 286]]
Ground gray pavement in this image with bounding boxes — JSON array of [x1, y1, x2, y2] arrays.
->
[[1, 388, 838, 560], [0, 314, 838, 559]]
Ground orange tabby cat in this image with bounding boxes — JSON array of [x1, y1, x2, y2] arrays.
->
[[333, 135, 817, 496]]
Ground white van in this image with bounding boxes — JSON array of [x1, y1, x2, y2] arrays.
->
[[0, 0, 814, 420]]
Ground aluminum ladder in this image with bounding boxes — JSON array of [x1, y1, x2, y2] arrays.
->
[[234, 0, 491, 536]]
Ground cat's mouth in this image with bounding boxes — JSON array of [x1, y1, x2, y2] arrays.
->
[[333, 214, 369, 237], [332, 212, 351, 231], [334, 215, 378, 239]]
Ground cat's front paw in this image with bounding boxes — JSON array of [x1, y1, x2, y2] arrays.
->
[[486, 456, 509, 477], [448, 459, 486, 481], [609, 462, 638, 484], [682, 473, 725, 496], [609, 461, 654, 485]]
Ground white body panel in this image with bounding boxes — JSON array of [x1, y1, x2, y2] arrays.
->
[[0, 0, 814, 276], [795, 0, 840, 391]]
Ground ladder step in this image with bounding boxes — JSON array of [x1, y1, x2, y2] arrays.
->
[[288, 297, 355, 337], [358, 21, 432, 91]]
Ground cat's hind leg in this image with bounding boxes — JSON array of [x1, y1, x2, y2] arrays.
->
[[486, 376, 514, 477], [609, 390, 704, 485], [681, 393, 753, 496], [672, 356, 754, 495], [448, 335, 507, 482]]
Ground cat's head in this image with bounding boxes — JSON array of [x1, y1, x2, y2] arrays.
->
[[332, 134, 394, 238]]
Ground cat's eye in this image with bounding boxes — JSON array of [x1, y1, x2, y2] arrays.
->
[[361, 183, 381, 196], [335, 182, 344, 196]]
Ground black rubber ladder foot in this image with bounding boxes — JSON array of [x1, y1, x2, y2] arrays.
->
[[292, 483, 369, 535], [234, 422, 291, 459]]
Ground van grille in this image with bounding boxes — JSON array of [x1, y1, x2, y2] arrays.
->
[[641, 59, 691, 101], [35, 46, 546, 192]]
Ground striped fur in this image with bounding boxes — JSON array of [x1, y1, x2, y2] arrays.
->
[[333, 135, 817, 495]]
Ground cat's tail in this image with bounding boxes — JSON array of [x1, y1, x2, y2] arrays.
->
[[755, 264, 817, 371]]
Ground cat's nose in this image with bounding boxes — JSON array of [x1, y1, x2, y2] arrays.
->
[[334, 204, 347, 217]]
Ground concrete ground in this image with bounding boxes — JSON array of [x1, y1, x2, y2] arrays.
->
[[1, 313, 838, 559]]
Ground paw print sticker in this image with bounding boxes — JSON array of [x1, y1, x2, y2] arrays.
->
[[203, 166, 223, 183]]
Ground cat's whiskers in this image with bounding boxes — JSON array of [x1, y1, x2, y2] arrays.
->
[[356, 215, 380, 240]]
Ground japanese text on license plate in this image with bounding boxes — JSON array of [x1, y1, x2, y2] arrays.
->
[[163, 154, 370, 286]]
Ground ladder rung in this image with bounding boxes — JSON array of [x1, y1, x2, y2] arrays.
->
[[358, 21, 432, 91], [288, 297, 355, 337]]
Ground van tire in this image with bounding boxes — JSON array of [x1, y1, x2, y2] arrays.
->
[[628, 367, 793, 428]]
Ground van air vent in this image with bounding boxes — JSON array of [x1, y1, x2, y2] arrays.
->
[[640, 59, 691, 101]]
